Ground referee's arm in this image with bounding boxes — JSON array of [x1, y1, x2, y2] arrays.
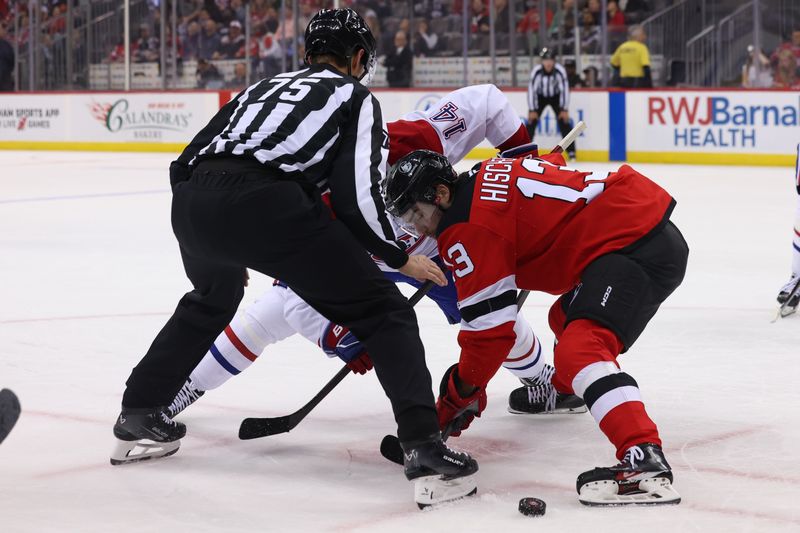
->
[[556, 64, 570, 109], [527, 66, 540, 111], [327, 90, 408, 269]]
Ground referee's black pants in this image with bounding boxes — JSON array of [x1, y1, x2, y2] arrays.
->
[[528, 95, 575, 156], [122, 158, 439, 441]]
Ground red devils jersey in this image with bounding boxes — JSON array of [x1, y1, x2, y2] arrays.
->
[[436, 153, 675, 388]]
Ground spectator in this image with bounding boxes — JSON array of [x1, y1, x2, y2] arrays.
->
[[0, 23, 13, 91], [364, 11, 383, 54], [551, 0, 577, 39], [384, 30, 413, 87], [610, 24, 652, 88], [132, 24, 159, 63], [607, 0, 626, 49], [517, 1, 554, 36], [470, 0, 490, 34], [227, 61, 247, 88], [623, 0, 650, 18], [216, 20, 245, 59], [579, 8, 601, 53], [564, 59, 583, 87], [413, 0, 446, 18], [587, 0, 601, 25], [196, 58, 223, 88], [249, 0, 268, 24], [183, 21, 202, 60], [198, 19, 220, 60], [414, 20, 439, 57], [741, 45, 771, 88], [230, 0, 246, 25], [259, 31, 282, 79], [494, 0, 511, 34], [607, 1, 625, 29], [770, 30, 800, 71], [274, 5, 299, 43], [583, 65, 599, 87], [773, 49, 800, 89]]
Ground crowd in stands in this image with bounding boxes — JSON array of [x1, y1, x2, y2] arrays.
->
[[742, 30, 800, 89], [0, 0, 797, 91]]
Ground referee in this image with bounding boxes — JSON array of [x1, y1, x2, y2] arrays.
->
[[113, 8, 476, 488], [527, 48, 575, 159]]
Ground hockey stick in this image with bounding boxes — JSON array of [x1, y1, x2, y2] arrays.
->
[[378, 121, 588, 465], [238, 280, 436, 440], [379, 290, 530, 465]]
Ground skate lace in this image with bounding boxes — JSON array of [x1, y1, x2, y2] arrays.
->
[[160, 411, 180, 427], [526, 383, 557, 412], [520, 364, 555, 388], [168, 382, 201, 416], [623, 446, 645, 469]]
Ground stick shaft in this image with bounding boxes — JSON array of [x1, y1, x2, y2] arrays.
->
[[239, 280, 436, 439]]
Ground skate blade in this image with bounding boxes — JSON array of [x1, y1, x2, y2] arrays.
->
[[414, 473, 478, 509], [0, 389, 21, 444], [771, 304, 797, 322], [110, 438, 181, 466], [507, 405, 588, 415], [578, 476, 681, 506]]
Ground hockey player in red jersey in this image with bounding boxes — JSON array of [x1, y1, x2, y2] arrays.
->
[[163, 84, 583, 426], [384, 149, 689, 506]]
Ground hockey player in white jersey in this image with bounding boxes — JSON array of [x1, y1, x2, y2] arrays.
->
[[160, 85, 586, 426], [776, 143, 800, 317]]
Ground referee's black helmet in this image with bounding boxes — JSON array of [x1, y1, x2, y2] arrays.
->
[[304, 8, 377, 81]]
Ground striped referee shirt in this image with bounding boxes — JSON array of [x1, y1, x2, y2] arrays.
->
[[527, 63, 570, 111], [172, 63, 406, 268]]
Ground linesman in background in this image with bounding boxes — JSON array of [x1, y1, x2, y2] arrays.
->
[[527, 48, 576, 160], [110, 8, 478, 505]]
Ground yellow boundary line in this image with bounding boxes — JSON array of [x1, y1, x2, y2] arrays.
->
[[0, 142, 791, 166], [0, 141, 184, 153], [626, 151, 794, 167]]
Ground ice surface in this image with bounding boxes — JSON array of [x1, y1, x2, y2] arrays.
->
[[1, 151, 799, 532]]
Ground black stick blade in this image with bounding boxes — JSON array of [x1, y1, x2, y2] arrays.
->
[[238, 416, 292, 439], [379, 434, 404, 465]]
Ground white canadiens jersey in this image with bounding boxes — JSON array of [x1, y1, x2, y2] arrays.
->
[[387, 83, 529, 166]]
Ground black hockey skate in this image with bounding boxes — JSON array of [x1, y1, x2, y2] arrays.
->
[[110, 407, 186, 465], [508, 380, 587, 415], [775, 274, 800, 319], [401, 432, 479, 509], [167, 379, 205, 418], [0, 388, 21, 445], [576, 443, 681, 506]]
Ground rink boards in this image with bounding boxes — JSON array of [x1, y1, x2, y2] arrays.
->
[[0, 88, 796, 166]]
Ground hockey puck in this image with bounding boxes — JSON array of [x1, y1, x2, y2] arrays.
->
[[518, 497, 546, 517]]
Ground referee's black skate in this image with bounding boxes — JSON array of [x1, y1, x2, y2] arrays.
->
[[110, 407, 186, 465], [167, 379, 205, 418], [508, 381, 587, 415], [576, 443, 680, 506], [401, 432, 479, 509]]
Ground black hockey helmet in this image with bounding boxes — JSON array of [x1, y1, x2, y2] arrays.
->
[[384, 150, 457, 219], [539, 47, 554, 60], [304, 8, 377, 81]]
